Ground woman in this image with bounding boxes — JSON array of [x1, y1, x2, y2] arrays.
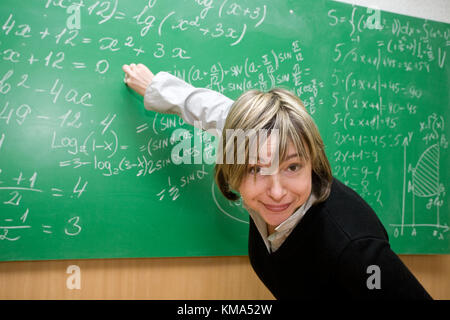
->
[[122, 63, 432, 299]]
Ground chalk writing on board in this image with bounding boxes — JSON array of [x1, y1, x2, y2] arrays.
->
[[326, 3, 448, 244], [0, 171, 87, 241], [0, 0, 448, 259], [0, 1, 324, 245], [390, 114, 448, 240]]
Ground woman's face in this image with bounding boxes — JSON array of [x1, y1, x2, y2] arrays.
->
[[238, 138, 312, 233]]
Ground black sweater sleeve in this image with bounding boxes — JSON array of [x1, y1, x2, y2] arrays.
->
[[335, 237, 432, 300]]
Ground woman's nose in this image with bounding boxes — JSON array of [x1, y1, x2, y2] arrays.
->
[[266, 174, 287, 201]]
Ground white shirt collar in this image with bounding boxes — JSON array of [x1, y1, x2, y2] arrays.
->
[[244, 192, 317, 253]]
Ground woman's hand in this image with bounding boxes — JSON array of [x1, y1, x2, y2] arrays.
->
[[122, 63, 154, 96]]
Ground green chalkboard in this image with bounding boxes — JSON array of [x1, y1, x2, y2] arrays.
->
[[0, 0, 448, 261], [321, 1, 449, 254]]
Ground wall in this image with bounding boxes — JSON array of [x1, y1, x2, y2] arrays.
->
[[0, 256, 272, 299], [0, 255, 449, 299]]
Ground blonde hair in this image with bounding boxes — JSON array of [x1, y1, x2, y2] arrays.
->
[[214, 88, 332, 203]]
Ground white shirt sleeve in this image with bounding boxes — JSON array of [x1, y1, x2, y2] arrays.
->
[[143, 71, 234, 137]]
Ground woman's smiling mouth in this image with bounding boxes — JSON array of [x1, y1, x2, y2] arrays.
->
[[263, 202, 291, 212]]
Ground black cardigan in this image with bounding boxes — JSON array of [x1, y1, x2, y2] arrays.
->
[[248, 178, 432, 300]]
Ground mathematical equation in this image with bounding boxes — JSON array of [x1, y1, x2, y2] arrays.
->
[[327, 6, 448, 71], [0, 170, 86, 241], [326, 3, 448, 243], [1, 0, 267, 75]]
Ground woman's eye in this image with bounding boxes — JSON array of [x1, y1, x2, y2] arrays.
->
[[248, 166, 261, 174], [287, 164, 301, 172]]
